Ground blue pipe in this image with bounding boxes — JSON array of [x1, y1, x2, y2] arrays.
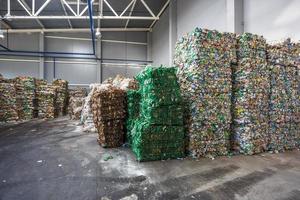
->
[[0, 44, 94, 56], [87, 0, 96, 55]]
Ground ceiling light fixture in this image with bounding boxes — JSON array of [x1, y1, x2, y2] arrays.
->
[[95, 28, 101, 38], [0, 30, 4, 39]]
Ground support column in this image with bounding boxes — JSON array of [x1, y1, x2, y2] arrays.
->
[[169, 0, 177, 66], [147, 32, 152, 63], [226, 0, 244, 34], [39, 33, 44, 79], [96, 37, 102, 83]]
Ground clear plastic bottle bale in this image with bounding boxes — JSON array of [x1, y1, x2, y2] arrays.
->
[[68, 87, 87, 120], [14, 76, 36, 120], [232, 33, 270, 155], [267, 41, 300, 151], [174, 28, 236, 158], [0, 80, 19, 122]]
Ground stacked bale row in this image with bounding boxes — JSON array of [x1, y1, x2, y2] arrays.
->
[[174, 28, 236, 158], [14, 77, 36, 120], [267, 42, 300, 151], [36, 79, 58, 118], [91, 85, 126, 147], [68, 87, 87, 120], [52, 79, 68, 116], [131, 66, 185, 161], [232, 33, 270, 155], [0, 78, 19, 122], [125, 90, 140, 145]]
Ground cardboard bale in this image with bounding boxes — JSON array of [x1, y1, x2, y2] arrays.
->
[[52, 79, 68, 116], [91, 85, 126, 147], [68, 87, 87, 120]]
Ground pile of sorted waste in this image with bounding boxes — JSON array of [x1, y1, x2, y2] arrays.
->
[[68, 87, 87, 120], [0, 77, 19, 122], [81, 84, 101, 132], [232, 33, 270, 155], [91, 84, 126, 147], [174, 28, 236, 158], [112, 74, 138, 90], [267, 41, 300, 151], [14, 76, 36, 120], [52, 79, 68, 116], [131, 66, 185, 161], [36, 79, 57, 118]]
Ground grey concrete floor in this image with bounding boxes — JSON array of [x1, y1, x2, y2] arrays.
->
[[0, 117, 299, 200]]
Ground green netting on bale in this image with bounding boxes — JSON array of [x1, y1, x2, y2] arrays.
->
[[131, 121, 185, 161], [125, 90, 140, 145], [131, 66, 185, 161]]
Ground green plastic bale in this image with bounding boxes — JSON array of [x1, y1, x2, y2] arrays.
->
[[139, 104, 184, 125], [125, 90, 140, 145], [131, 121, 185, 161]]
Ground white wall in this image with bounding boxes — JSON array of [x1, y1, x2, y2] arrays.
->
[[177, 0, 228, 39], [244, 0, 300, 42], [152, 8, 170, 66], [0, 32, 147, 83]]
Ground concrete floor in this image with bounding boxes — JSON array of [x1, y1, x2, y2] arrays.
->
[[0, 117, 299, 200]]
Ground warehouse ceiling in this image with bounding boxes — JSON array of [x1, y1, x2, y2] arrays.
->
[[0, 0, 169, 31]]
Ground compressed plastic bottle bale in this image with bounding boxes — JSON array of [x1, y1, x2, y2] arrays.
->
[[267, 41, 300, 151], [91, 85, 126, 148], [174, 28, 236, 158], [131, 66, 185, 161], [0, 81, 19, 122], [13, 76, 36, 120], [125, 90, 140, 145], [231, 33, 270, 155], [36, 83, 58, 119], [68, 87, 87, 120], [52, 79, 69, 116]]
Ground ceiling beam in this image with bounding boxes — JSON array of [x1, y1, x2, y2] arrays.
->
[[6, 28, 150, 33], [60, 0, 73, 28], [125, 0, 137, 28], [4, 16, 158, 20], [149, 0, 170, 29], [17, 0, 45, 28]]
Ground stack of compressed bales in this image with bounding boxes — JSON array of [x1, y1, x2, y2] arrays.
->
[[68, 87, 87, 120], [232, 33, 269, 155], [52, 79, 68, 116], [267, 42, 300, 151], [81, 84, 101, 132], [174, 28, 236, 158], [36, 79, 57, 118], [131, 66, 185, 161], [91, 85, 126, 147], [14, 76, 36, 120], [125, 90, 140, 145], [0, 77, 19, 122]]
